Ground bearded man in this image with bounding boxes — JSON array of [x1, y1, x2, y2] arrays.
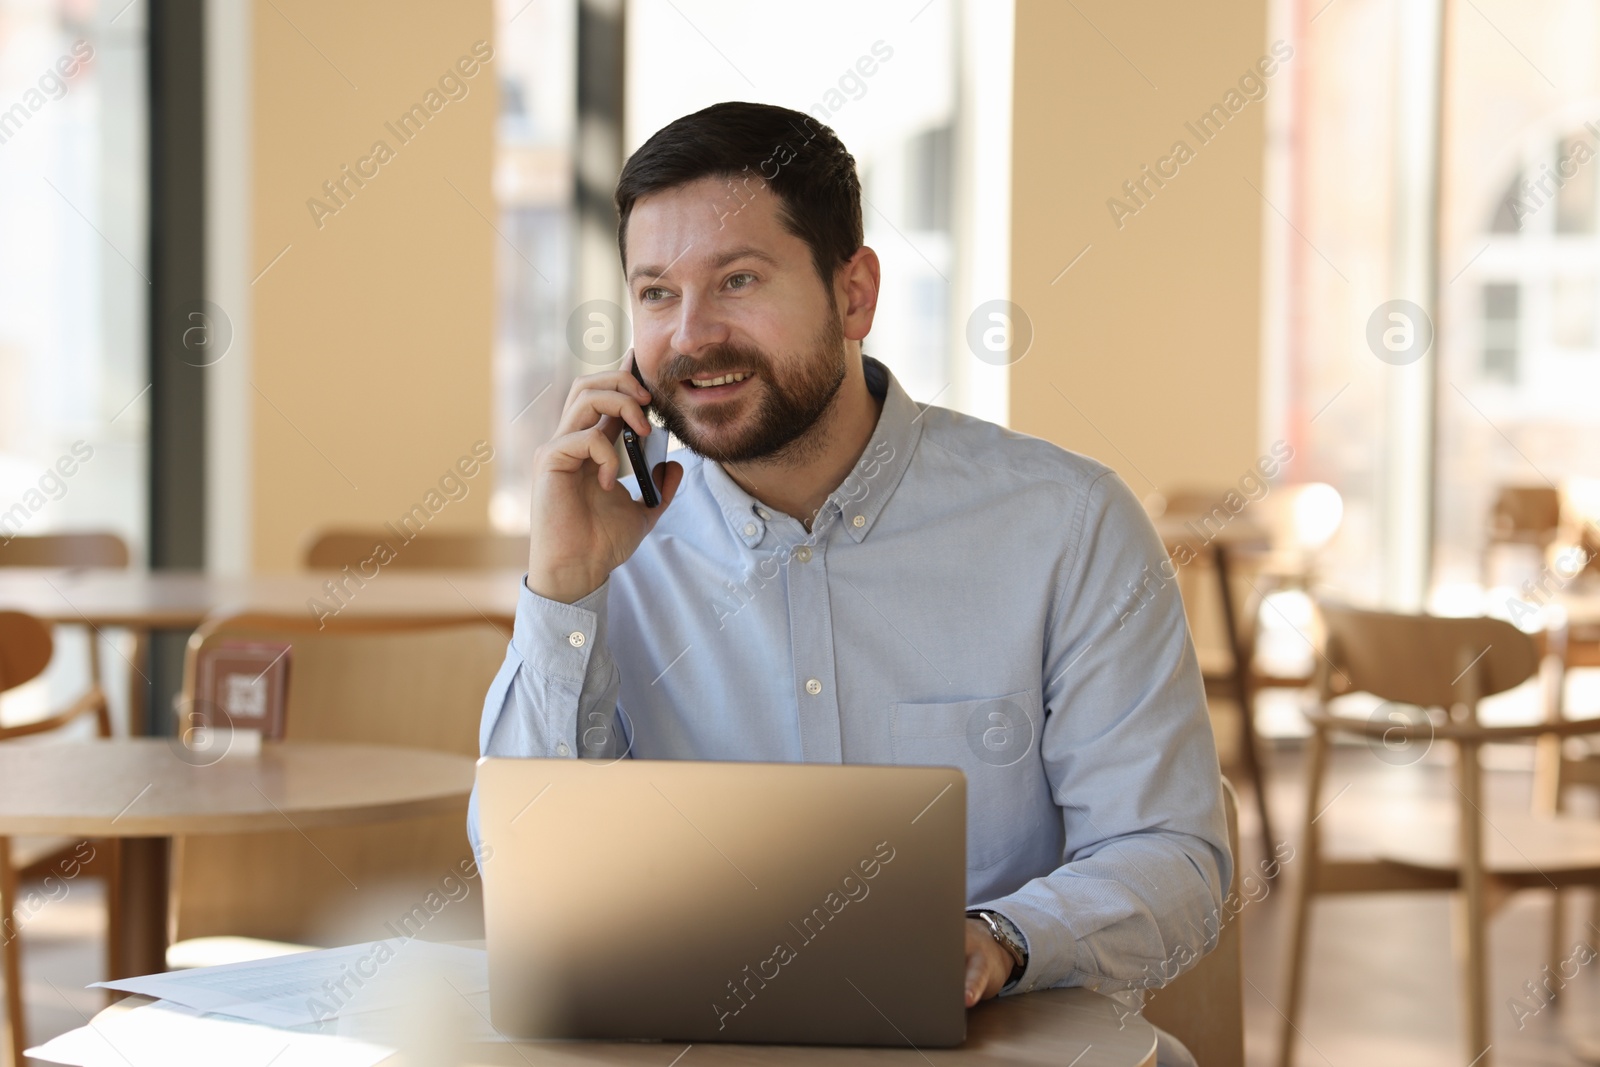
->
[[471, 100, 1230, 1067]]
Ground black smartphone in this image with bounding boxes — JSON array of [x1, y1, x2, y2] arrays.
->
[[622, 361, 668, 507]]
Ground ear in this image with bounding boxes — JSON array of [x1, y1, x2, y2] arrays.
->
[[836, 246, 881, 343]]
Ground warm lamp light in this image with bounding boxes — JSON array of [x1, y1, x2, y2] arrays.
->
[[1291, 482, 1343, 549]]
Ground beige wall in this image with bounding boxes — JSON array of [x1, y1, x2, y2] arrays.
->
[[1010, 0, 1271, 499], [251, 1, 496, 572]]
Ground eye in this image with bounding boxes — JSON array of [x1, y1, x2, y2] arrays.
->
[[726, 271, 756, 291], [640, 286, 669, 304]]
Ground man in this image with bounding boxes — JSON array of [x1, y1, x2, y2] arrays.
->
[[471, 101, 1230, 1066]]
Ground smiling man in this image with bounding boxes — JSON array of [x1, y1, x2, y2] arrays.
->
[[471, 101, 1230, 1067]]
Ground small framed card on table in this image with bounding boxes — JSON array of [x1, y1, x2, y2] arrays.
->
[[194, 641, 291, 740]]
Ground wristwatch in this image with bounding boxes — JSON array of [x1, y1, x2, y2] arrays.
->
[[967, 909, 1028, 988]]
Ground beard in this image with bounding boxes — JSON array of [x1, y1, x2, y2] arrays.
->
[[648, 312, 847, 466]]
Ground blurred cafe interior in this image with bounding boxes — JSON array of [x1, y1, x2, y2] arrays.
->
[[3, 0, 1600, 1064]]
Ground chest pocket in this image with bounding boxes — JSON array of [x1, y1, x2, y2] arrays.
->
[[890, 691, 1049, 871]]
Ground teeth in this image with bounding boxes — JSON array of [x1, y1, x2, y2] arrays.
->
[[689, 372, 751, 388]]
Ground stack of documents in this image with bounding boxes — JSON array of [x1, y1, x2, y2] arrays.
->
[[27, 940, 495, 1067]]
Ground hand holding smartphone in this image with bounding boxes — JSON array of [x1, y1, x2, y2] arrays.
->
[[622, 359, 670, 507]]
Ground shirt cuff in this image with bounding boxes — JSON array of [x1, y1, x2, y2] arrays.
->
[[512, 575, 610, 687], [968, 896, 1053, 995]]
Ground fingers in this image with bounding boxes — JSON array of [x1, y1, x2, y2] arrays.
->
[[964, 947, 988, 1008], [556, 382, 653, 440], [543, 425, 623, 489]]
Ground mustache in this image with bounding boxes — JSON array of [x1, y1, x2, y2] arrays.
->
[[657, 345, 769, 383]]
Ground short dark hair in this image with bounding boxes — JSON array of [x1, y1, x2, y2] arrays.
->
[[614, 101, 863, 291]]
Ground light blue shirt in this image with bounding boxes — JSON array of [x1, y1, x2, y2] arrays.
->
[[472, 356, 1231, 1008]]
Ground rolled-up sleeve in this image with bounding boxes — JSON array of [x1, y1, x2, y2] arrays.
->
[[970, 470, 1232, 995]]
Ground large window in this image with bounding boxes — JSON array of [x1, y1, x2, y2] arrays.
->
[[487, 0, 577, 531], [0, 0, 147, 556], [1260, 0, 1600, 606], [487, 0, 987, 531], [1441, 107, 1600, 595], [0, 0, 146, 730]]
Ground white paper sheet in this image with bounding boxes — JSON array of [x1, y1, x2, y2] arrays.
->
[[90, 939, 488, 1028], [25, 999, 395, 1067]]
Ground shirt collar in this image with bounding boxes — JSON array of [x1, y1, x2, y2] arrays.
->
[[701, 355, 923, 547]]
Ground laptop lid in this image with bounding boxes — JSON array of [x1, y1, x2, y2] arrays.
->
[[476, 758, 967, 1047]]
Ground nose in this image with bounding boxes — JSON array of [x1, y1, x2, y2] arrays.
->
[[669, 288, 731, 362]]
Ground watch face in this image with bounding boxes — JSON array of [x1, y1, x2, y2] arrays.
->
[[969, 910, 1026, 970]]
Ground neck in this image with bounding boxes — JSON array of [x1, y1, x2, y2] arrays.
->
[[721, 355, 883, 532]]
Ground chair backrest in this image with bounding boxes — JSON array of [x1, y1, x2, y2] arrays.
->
[[171, 611, 510, 947], [0, 611, 52, 694], [1142, 779, 1243, 1066], [1488, 485, 1561, 547], [1315, 601, 1538, 712], [0, 531, 130, 568], [304, 528, 527, 571], [0, 609, 110, 742]]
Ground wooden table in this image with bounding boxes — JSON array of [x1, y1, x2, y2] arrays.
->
[[84, 985, 1159, 1066], [0, 568, 523, 629], [0, 568, 522, 734], [0, 739, 475, 978]]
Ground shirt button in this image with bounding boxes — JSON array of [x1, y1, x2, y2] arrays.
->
[[795, 545, 813, 563], [755, 507, 772, 520], [852, 515, 866, 528], [556, 742, 571, 756], [567, 631, 586, 648], [743, 522, 758, 537], [805, 678, 822, 696]]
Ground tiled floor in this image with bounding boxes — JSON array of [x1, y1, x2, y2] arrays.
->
[[5, 743, 1600, 1065]]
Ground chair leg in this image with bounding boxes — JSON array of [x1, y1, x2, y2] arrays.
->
[[1548, 890, 1567, 1004], [1278, 726, 1328, 1067], [1457, 740, 1491, 1065], [2, 838, 27, 1067], [127, 629, 149, 737], [85, 622, 103, 703]]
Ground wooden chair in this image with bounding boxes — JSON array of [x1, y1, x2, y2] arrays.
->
[[0, 533, 134, 721], [1152, 485, 1342, 868], [1142, 778, 1244, 1067], [1481, 485, 1562, 588], [1278, 601, 1600, 1067], [0, 611, 116, 1067], [169, 611, 509, 959], [303, 528, 528, 571], [1532, 612, 1600, 994], [1489, 485, 1563, 548], [1163, 483, 1342, 687], [0, 532, 130, 569]]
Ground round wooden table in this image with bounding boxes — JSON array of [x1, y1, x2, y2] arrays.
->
[[0, 739, 475, 977], [85, 983, 1159, 1066], [0, 567, 523, 629], [0, 566, 522, 737]]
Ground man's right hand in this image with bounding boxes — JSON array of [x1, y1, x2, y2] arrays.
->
[[526, 349, 684, 603]]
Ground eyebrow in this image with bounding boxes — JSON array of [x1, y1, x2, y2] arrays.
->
[[628, 245, 779, 286]]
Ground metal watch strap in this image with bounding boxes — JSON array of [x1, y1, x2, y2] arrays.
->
[[968, 909, 1027, 984]]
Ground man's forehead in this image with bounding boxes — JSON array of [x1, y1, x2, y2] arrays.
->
[[626, 177, 793, 282]]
